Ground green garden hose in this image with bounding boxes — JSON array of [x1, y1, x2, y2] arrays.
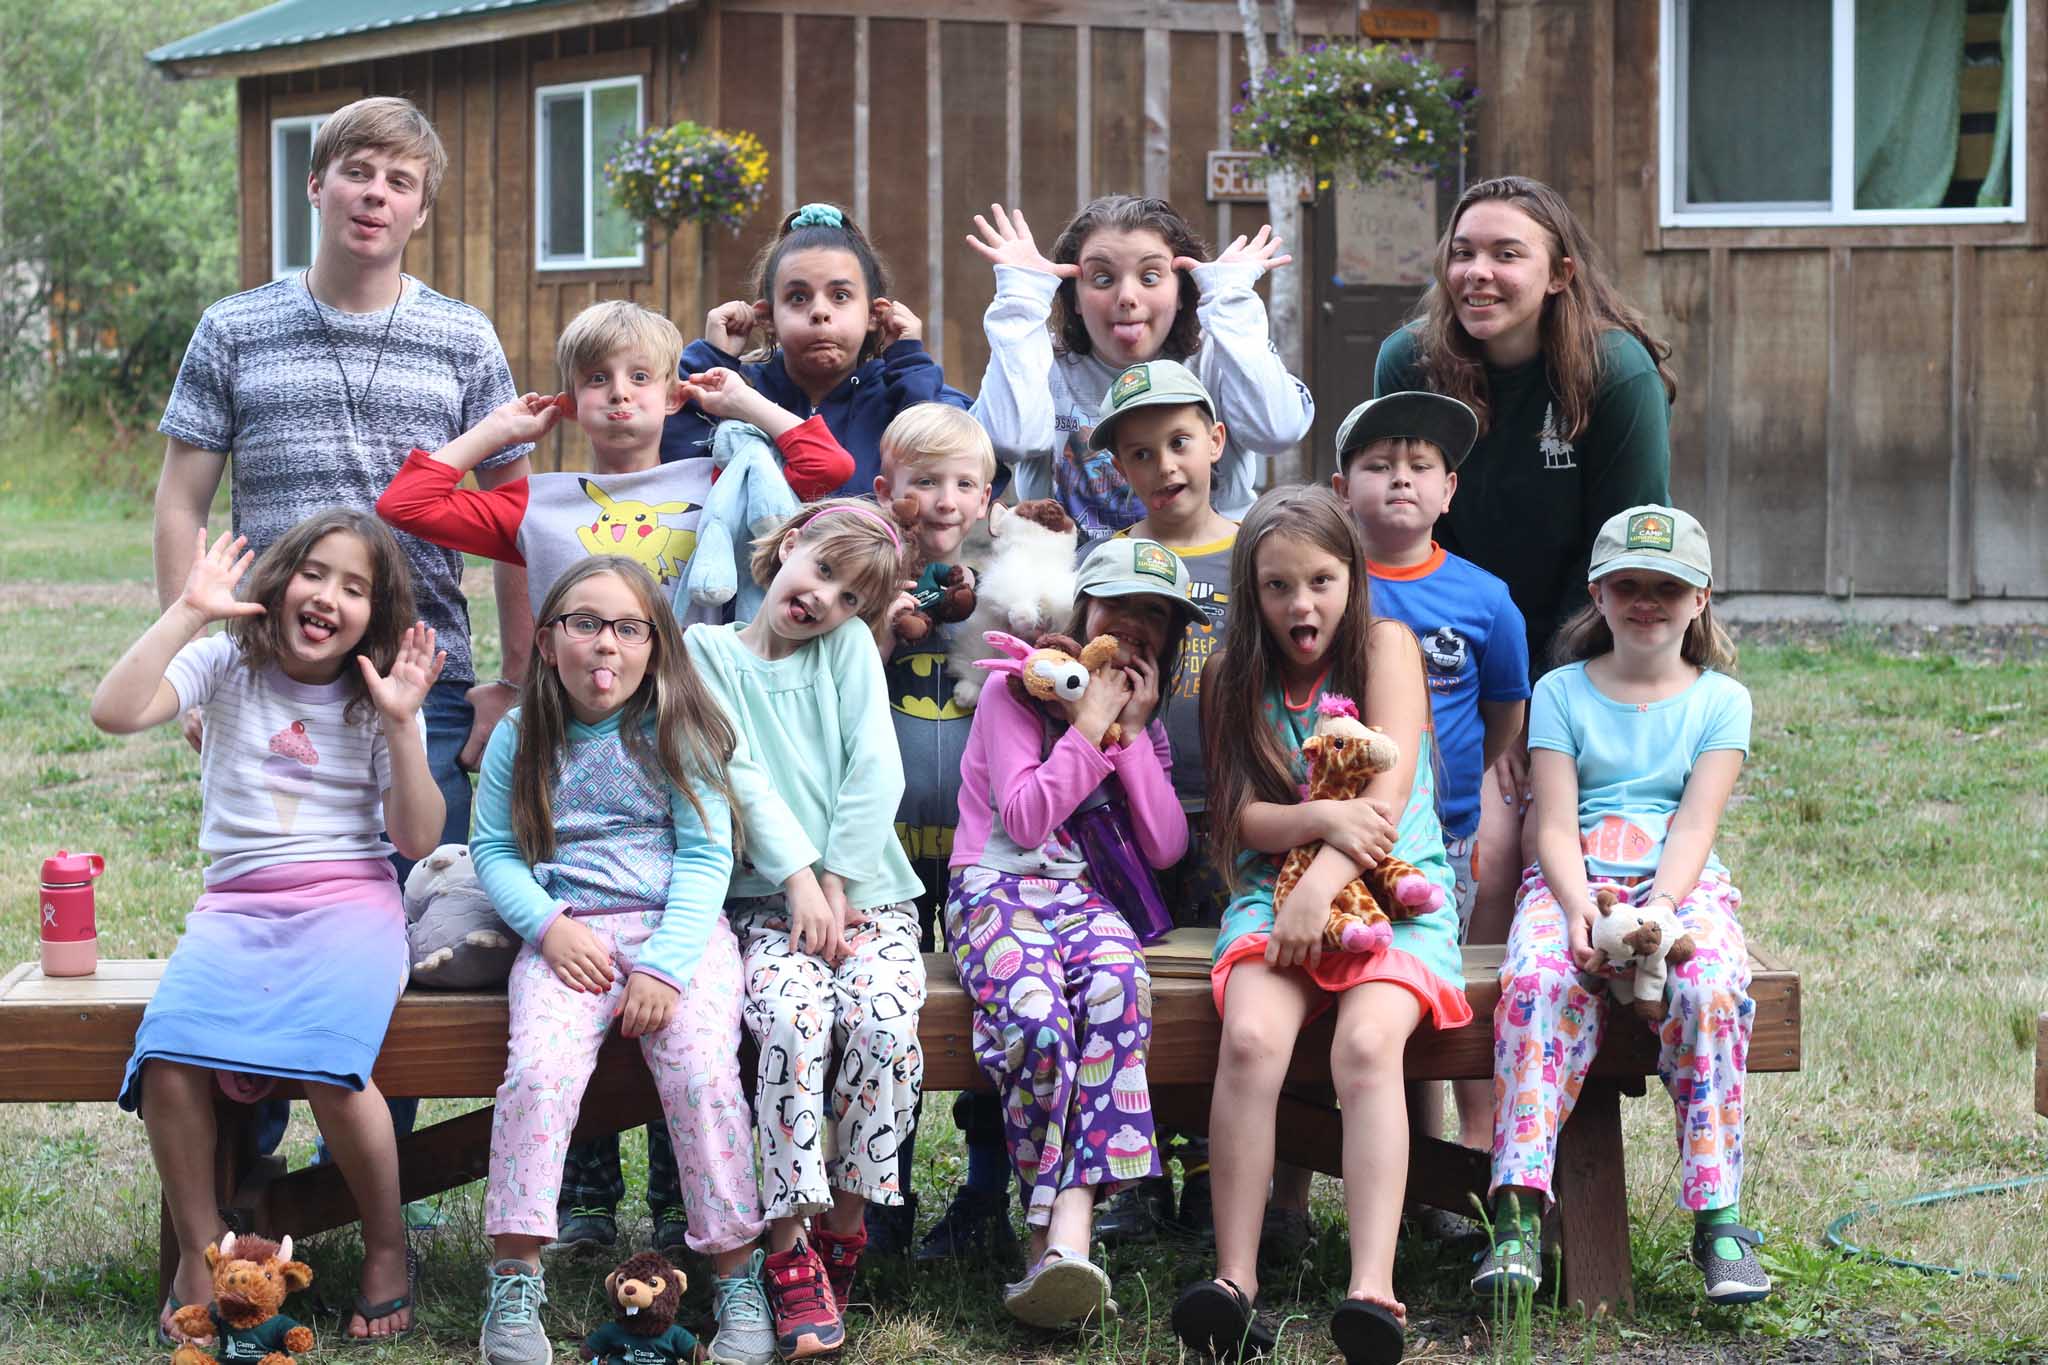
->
[[1824, 1173, 2048, 1283]]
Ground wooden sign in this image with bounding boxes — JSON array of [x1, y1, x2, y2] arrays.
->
[[1206, 150, 1314, 204], [1334, 171, 1437, 287], [1360, 8, 1440, 40]]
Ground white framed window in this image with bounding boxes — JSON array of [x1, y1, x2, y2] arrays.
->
[[272, 115, 326, 278], [535, 76, 644, 270], [1660, 0, 2026, 227]]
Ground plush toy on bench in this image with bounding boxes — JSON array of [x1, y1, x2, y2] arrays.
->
[[1273, 694, 1446, 956], [581, 1251, 698, 1364], [1587, 886, 1696, 1024], [404, 843, 517, 989], [168, 1231, 314, 1365], [973, 629, 1126, 748], [948, 499, 1081, 707]]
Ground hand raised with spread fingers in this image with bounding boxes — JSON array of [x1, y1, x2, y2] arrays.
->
[[177, 529, 266, 625], [1174, 222, 1294, 276], [360, 624, 447, 725], [966, 205, 1078, 278]]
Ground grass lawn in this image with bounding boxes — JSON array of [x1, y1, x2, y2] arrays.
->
[[1, 498, 2045, 1363]]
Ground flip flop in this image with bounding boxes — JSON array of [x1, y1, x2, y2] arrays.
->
[[1330, 1297, 1405, 1365], [1171, 1277, 1277, 1362], [155, 1295, 215, 1350], [339, 1245, 419, 1347]]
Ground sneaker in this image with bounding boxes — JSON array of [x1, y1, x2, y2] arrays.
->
[[1470, 1228, 1543, 1299], [479, 1259, 551, 1365], [1175, 1170, 1215, 1244], [1691, 1221, 1772, 1305], [550, 1205, 617, 1254], [1002, 1245, 1116, 1328], [653, 1204, 691, 1257], [763, 1238, 844, 1358], [913, 1185, 1017, 1265], [707, 1250, 776, 1365], [1095, 1176, 1174, 1247], [812, 1220, 867, 1310], [863, 1192, 917, 1258]]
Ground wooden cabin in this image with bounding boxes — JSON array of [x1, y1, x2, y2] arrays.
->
[[151, 0, 2046, 612]]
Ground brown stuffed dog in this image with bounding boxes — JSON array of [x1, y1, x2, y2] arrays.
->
[[886, 495, 978, 644], [168, 1231, 314, 1365], [1587, 887, 1697, 1024], [580, 1251, 697, 1364]]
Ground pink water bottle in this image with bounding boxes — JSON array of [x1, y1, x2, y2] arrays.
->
[[39, 850, 102, 977]]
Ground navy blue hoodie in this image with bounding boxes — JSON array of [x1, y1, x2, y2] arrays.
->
[[660, 337, 972, 496]]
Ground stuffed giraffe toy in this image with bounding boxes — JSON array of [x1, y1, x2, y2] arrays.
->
[[1273, 694, 1447, 954]]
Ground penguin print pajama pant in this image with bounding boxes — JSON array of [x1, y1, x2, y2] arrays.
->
[[944, 865, 1163, 1227], [730, 896, 927, 1219], [1491, 867, 1752, 1212], [485, 910, 765, 1253]]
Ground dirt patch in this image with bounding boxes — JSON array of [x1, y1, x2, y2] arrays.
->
[[8, 580, 154, 611]]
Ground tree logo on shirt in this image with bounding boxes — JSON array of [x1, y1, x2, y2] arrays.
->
[[1538, 403, 1576, 470]]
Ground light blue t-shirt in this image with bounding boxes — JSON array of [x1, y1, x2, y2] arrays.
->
[[1526, 661, 1751, 879]]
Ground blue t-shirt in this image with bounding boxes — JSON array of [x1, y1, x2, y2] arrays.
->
[[1368, 547, 1530, 839], [1527, 661, 1751, 879]]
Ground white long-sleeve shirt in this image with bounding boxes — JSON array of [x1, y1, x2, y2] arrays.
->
[[971, 262, 1315, 533]]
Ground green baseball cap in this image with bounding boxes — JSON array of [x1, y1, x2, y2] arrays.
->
[[1588, 504, 1713, 588], [1089, 359, 1217, 452], [1334, 391, 1479, 470], [1075, 536, 1205, 630]]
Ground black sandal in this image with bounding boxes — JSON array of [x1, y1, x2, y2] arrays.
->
[[1171, 1277, 1278, 1361], [1330, 1297, 1405, 1364], [338, 1244, 418, 1347]]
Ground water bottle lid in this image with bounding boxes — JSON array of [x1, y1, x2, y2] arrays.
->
[[41, 850, 104, 885]]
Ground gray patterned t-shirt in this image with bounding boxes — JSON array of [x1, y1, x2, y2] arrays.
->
[[159, 274, 531, 683]]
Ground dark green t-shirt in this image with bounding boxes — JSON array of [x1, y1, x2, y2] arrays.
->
[[583, 1318, 698, 1364], [1374, 324, 1671, 674], [208, 1310, 304, 1362]]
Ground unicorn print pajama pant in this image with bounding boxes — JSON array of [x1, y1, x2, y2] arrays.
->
[[485, 911, 764, 1253], [730, 896, 927, 1220], [1491, 868, 1753, 1211], [944, 866, 1163, 1227]]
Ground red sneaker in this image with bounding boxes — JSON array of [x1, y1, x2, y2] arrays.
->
[[763, 1237, 844, 1358], [811, 1219, 867, 1309]]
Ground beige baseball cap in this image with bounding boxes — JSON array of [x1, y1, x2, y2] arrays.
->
[[1075, 536, 1206, 630], [1588, 505, 1713, 588], [1089, 359, 1218, 452]]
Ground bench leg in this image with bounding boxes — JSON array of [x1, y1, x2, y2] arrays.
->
[[1554, 1079, 1633, 1315]]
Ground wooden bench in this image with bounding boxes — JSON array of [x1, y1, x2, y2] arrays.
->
[[0, 941, 1800, 1314]]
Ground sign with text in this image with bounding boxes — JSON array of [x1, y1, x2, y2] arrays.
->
[[1359, 8, 1440, 40], [1334, 171, 1437, 287], [1206, 150, 1314, 204]]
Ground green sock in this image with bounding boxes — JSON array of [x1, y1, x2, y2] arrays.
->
[[1492, 1191, 1541, 1250], [1697, 1204, 1744, 1261]]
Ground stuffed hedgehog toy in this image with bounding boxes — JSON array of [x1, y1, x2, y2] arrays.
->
[[403, 842, 517, 989], [972, 629, 1126, 747], [580, 1251, 697, 1364], [167, 1231, 315, 1365], [1587, 886, 1697, 1024], [1272, 694, 1447, 955], [947, 499, 1079, 707]]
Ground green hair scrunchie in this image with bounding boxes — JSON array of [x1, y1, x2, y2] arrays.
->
[[790, 202, 845, 229]]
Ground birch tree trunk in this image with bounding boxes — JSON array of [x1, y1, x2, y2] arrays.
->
[[1236, 0, 1308, 483]]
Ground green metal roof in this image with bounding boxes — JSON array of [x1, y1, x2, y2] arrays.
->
[[148, 0, 582, 66]]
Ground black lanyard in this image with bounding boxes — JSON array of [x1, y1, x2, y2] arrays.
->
[[302, 272, 401, 438]]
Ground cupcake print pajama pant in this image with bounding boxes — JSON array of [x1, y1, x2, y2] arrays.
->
[[485, 910, 765, 1253], [1491, 867, 1752, 1212], [730, 895, 927, 1219], [944, 865, 1163, 1227]]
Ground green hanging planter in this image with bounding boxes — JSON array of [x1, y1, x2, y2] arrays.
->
[[604, 120, 771, 237], [1232, 42, 1476, 190]]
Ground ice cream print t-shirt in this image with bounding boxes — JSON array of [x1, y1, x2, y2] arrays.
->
[[166, 633, 423, 886]]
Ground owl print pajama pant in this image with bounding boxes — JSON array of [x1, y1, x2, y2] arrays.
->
[[484, 910, 764, 1253], [1491, 867, 1752, 1212], [944, 865, 1163, 1228], [730, 896, 927, 1220]]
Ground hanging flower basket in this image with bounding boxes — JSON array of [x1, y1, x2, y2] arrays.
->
[[604, 121, 771, 237], [1232, 43, 1475, 190]]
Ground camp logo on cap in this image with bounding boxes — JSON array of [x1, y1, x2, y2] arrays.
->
[[1626, 512, 1674, 552], [1131, 540, 1177, 584], [1110, 366, 1153, 406]]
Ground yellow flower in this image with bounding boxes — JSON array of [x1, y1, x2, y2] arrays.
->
[[1309, 134, 1320, 146]]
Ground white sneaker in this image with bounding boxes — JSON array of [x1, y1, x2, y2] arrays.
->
[[480, 1259, 552, 1365], [1002, 1245, 1117, 1328], [707, 1249, 776, 1365]]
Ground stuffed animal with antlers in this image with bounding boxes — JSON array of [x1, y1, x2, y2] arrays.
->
[[167, 1231, 315, 1365], [1273, 694, 1447, 955], [972, 629, 1127, 747]]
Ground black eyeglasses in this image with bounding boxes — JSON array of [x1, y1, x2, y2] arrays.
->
[[548, 612, 656, 646]]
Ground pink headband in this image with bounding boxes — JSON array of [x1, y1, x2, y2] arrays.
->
[[802, 503, 902, 551]]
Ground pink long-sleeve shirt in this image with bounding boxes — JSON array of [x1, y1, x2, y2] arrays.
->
[[950, 677, 1188, 879]]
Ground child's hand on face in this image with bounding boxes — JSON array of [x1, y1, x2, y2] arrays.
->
[[485, 392, 567, 446], [618, 971, 680, 1039], [1113, 654, 1160, 736], [540, 916, 616, 994], [706, 299, 762, 354], [1314, 795, 1396, 870], [359, 624, 447, 725], [965, 205, 1078, 280], [870, 298, 923, 347], [1065, 662, 1133, 747], [680, 367, 767, 422], [1173, 222, 1295, 277], [177, 529, 265, 626], [1269, 870, 1330, 972]]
